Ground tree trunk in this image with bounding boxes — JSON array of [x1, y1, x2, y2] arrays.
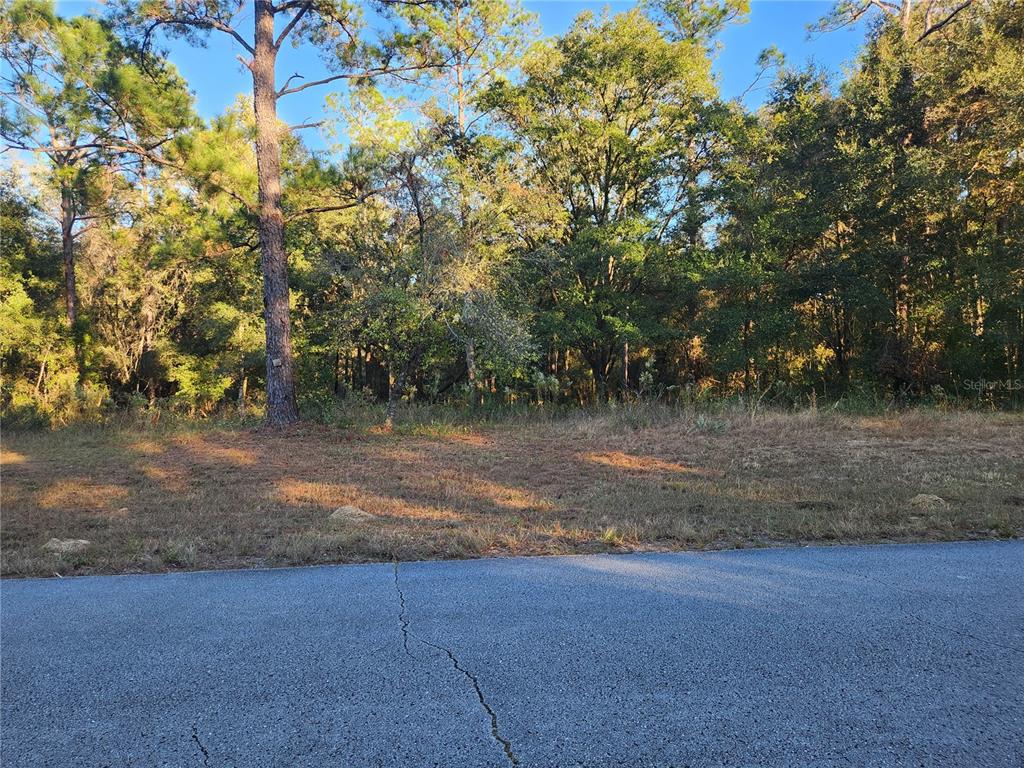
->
[[34, 358, 47, 396], [900, 0, 913, 37], [385, 369, 405, 430], [238, 373, 249, 414], [60, 183, 84, 382], [836, 304, 851, 386], [742, 314, 753, 396], [252, 0, 298, 427], [585, 347, 615, 403], [621, 341, 629, 393], [385, 347, 424, 429], [465, 336, 477, 404]]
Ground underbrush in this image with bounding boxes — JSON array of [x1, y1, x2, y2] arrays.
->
[[5, 376, 1021, 438]]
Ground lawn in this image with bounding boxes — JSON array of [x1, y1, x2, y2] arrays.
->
[[2, 406, 1022, 577]]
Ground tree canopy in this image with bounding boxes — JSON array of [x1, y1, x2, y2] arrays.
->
[[2, 0, 1021, 426]]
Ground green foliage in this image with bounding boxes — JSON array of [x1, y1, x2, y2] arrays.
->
[[0, 173, 104, 425], [487, 7, 719, 395], [645, 0, 750, 45], [2, 0, 1021, 428]]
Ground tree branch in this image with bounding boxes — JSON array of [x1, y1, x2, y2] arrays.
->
[[277, 62, 440, 98], [268, 0, 311, 11], [917, 0, 973, 41], [284, 189, 382, 222], [206, 18, 256, 55], [278, 72, 304, 96], [140, 11, 255, 55], [274, 3, 312, 50]]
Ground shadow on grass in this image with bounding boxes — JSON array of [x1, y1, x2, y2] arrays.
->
[[1, 408, 1022, 577]]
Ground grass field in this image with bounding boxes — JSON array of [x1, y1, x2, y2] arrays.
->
[[2, 405, 1022, 577]]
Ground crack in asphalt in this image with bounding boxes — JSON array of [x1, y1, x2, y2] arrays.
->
[[392, 562, 520, 766], [393, 562, 416, 660], [191, 723, 210, 767], [415, 635, 521, 765]]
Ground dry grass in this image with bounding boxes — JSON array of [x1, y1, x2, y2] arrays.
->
[[2, 406, 1022, 577]]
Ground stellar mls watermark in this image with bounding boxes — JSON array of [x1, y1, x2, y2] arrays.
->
[[962, 378, 1023, 392]]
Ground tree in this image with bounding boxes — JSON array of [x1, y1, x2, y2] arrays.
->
[[3, 0, 1021, 421], [309, 0, 541, 417], [0, 168, 74, 424], [837, 0, 1023, 393], [488, 7, 722, 398], [645, 0, 749, 45], [710, 66, 877, 396], [120, 0, 441, 425], [403, 0, 536, 139], [405, 0, 538, 400], [918, 0, 1023, 388], [1, 0, 193, 382]]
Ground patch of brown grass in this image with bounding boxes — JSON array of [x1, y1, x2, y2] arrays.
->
[[2, 407, 1021, 577], [37, 480, 129, 512]]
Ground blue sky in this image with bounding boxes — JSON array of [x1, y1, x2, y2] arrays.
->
[[53, 1, 867, 152]]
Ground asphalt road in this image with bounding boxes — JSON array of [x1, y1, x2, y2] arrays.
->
[[2, 541, 1022, 767]]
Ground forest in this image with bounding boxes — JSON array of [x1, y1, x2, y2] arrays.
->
[[2, 0, 1022, 429]]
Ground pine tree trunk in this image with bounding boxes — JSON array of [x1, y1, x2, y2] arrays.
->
[[252, 0, 298, 427], [60, 183, 83, 382]]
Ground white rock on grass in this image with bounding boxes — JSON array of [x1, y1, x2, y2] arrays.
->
[[909, 493, 949, 510], [43, 538, 91, 555], [329, 506, 376, 522]]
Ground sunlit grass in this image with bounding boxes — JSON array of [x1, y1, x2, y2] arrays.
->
[[2, 404, 1021, 577]]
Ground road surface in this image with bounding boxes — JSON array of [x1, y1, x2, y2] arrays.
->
[[2, 541, 1022, 767]]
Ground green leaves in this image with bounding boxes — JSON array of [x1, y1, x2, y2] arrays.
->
[[3, 0, 1021, 415]]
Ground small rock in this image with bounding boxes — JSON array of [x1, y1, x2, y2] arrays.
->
[[329, 505, 376, 522], [43, 538, 91, 555], [909, 493, 949, 510]]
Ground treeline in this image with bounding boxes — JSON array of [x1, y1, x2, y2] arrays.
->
[[1, 0, 1022, 427]]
